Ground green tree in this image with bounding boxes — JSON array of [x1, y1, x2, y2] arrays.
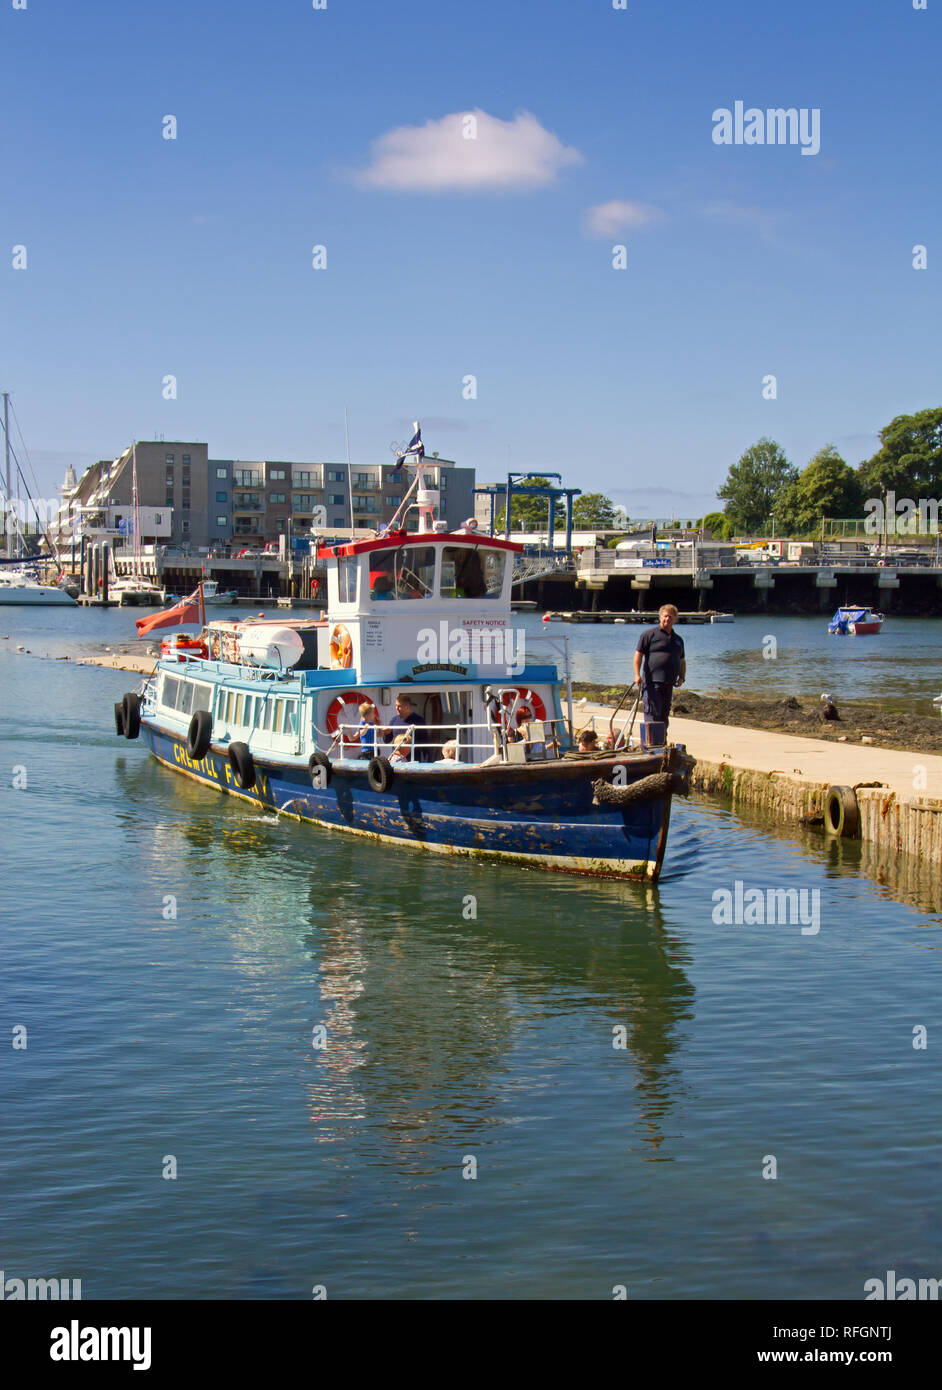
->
[[699, 510, 727, 535], [856, 407, 942, 500], [717, 438, 797, 535], [775, 446, 864, 535], [572, 492, 617, 528], [494, 476, 551, 531]]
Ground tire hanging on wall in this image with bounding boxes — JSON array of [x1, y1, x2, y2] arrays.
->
[[122, 691, 141, 739], [228, 741, 256, 790], [187, 709, 213, 760], [824, 785, 859, 838]]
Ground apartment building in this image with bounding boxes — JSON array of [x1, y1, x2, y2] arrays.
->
[[51, 440, 475, 554]]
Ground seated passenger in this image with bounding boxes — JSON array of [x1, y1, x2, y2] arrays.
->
[[391, 730, 414, 762], [433, 739, 461, 766], [371, 574, 394, 600], [578, 729, 599, 753]]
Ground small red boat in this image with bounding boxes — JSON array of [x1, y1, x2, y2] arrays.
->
[[828, 606, 884, 635]]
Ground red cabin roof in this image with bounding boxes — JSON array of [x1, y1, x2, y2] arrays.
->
[[319, 530, 524, 559]]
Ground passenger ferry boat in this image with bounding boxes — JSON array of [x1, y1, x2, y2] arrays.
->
[[827, 605, 884, 635], [114, 437, 693, 880]]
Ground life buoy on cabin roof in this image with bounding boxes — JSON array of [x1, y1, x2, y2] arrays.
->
[[329, 623, 353, 669]]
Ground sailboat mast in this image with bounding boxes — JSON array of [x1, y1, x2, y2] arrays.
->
[[2, 392, 11, 559], [132, 443, 141, 569]]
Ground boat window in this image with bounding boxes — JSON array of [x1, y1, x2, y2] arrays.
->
[[338, 556, 358, 604], [243, 695, 256, 729], [369, 545, 436, 600], [161, 674, 181, 710], [233, 693, 245, 726], [441, 546, 506, 599], [191, 684, 212, 714], [273, 700, 285, 734], [284, 701, 297, 735], [178, 682, 195, 717], [259, 698, 272, 732]]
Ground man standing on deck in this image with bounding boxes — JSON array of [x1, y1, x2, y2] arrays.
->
[[633, 603, 685, 731], [379, 693, 430, 761]]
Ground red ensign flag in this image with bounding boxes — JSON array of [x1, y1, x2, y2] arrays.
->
[[135, 587, 202, 637]]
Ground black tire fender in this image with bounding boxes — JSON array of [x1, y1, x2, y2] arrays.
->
[[367, 755, 394, 793], [122, 691, 141, 739], [228, 741, 256, 790], [824, 784, 859, 838], [187, 709, 213, 760], [309, 751, 332, 787], [114, 702, 125, 737]]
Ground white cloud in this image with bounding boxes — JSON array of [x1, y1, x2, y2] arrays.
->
[[582, 199, 664, 238], [353, 109, 583, 192]]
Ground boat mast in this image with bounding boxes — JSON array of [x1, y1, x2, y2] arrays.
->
[[132, 443, 141, 571], [2, 392, 11, 559]]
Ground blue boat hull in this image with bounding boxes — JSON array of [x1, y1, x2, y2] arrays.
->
[[139, 723, 682, 880]]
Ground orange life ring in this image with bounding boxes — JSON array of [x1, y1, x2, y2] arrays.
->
[[325, 691, 378, 736], [501, 687, 547, 726], [161, 634, 208, 662], [329, 623, 353, 669]]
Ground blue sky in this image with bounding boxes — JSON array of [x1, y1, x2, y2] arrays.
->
[[2, 0, 938, 519]]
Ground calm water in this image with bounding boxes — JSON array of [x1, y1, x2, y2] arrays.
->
[[3, 609, 942, 1299], [4, 604, 940, 708]]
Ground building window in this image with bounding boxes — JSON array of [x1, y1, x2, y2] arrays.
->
[[332, 516, 344, 526], [216, 467, 227, 479], [327, 469, 344, 483], [355, 473, 374, 488], [440, 472, 447, 487], [293, 495, 319, 512], [234, 470, 261, 488], [155, 513, 162, 524], [165, 494, 174, 508], [181, 471, 190, 486], [216, 516, 227, 527], [216, 492, 227, 503], [329, 494, 345, 506], [233, 493, 261, 509], [269, 493, 286, 504], [269, 469, 286, 481], [182, 454, 190, 465], [181, 498, 191, 511], [384, 495, 400, 507], [181, 520, 190, 533], [277, 519, 286, 534], [165, 454, 175, 466], [293, 471, 315, 488]]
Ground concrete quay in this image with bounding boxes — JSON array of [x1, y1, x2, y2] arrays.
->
[[581, 700, 942, 897]]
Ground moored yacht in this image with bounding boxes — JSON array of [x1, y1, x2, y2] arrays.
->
[[0, 565, 77, 605]]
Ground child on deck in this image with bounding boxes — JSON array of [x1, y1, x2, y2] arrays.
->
[[357, 702, 378, 758]]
